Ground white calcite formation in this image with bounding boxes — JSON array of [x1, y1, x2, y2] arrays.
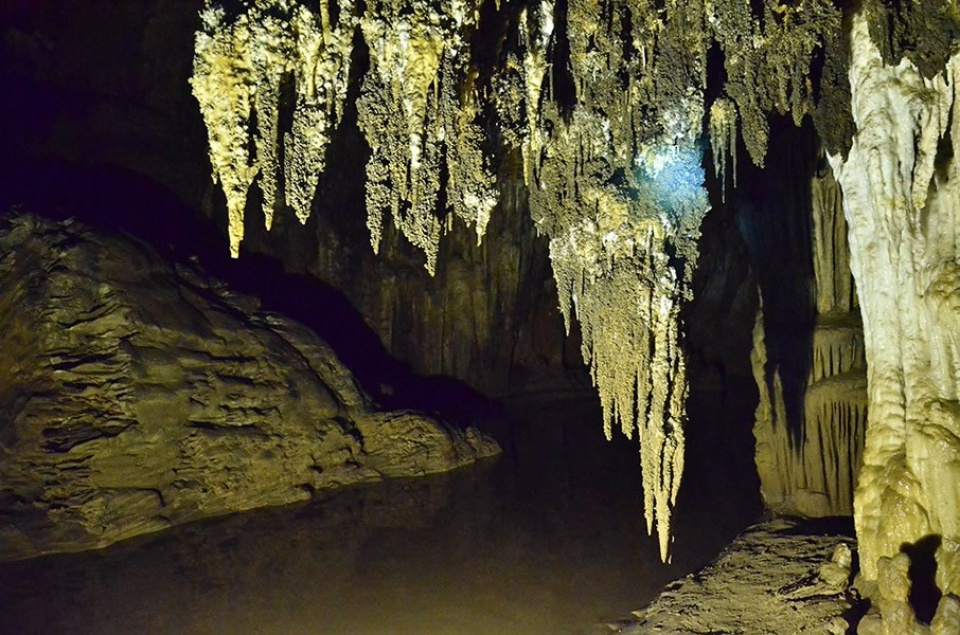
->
[[752, 165, 867, 518], [828, 8, 960, 599]]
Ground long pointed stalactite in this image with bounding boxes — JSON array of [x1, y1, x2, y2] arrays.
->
[[191, 0, 843, 561]]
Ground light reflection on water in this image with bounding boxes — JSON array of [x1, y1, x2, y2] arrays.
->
[[0, 397, 749, 635]]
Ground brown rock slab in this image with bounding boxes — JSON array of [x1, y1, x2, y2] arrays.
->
[[0, 213, 499, 561]]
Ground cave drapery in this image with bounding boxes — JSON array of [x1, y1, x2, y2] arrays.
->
[[190, 0, 960, 593], [828, 8, 960, 597]]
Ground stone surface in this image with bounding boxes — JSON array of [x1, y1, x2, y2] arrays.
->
[[744, 122, 868, 519], [609, 519, 856, 635], [0, 213, 499, 561]]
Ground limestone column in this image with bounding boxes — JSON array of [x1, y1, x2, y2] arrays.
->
[[828, 9, 960, 593]]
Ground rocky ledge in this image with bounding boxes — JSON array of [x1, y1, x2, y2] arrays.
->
[[604, 519, 857, 635], [0, 213, 499, 561]]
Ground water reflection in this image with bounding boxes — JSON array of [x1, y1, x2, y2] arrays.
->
[[0, 396, 750, 635]]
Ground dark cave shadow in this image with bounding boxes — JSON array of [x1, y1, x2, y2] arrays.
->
[[901, 534, 943, 624], [775, 515, 855, 537], [0, 157, 503, 431], [734, 115, 819, 449]]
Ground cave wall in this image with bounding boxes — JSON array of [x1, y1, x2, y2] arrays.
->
[[751, 162, 867, 517], [748, 125, 867, 518], [0, 213, 499, 561]]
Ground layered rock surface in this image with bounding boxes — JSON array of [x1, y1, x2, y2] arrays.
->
[[0, 213, 499, 561]]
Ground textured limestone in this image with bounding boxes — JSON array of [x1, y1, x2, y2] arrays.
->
[[752, 164, 867, 518], [0, 213, 498, 561], [753, 309, 867, 517], [856, 553, 960, 635], [358, 0, 495, 274], [191, 0, 357, 255], [828, 7, 960, 595], [614, 519, 856, 635]]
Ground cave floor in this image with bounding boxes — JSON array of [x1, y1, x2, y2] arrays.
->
[[614, 517, 856, 635], [0, 394, 777, 635]]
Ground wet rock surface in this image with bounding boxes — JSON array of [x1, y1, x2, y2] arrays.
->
[[0, 213, 499, 561]]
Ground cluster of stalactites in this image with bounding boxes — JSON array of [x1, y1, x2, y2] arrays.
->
[[357, 0, 496, 274], [192, 0, 356, 257], [526, 82, 709, 559], [192, 0, 495, 267], [708, 0, 839, 167], [499, 0, 711, 562], [191, 0, 844, 561]]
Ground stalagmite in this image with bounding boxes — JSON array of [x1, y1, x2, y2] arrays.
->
[[828, 8, 960, 596]]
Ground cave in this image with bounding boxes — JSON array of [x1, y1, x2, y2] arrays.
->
[[1, 0, 960, 633]]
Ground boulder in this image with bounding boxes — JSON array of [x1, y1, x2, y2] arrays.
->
[[0, 213, 499, 561]]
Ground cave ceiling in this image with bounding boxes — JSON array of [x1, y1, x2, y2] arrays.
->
[[188, 0, 960, 562]]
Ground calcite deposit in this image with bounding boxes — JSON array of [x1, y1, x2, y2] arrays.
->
[[828, 3, 960, 601], [752, 164, 867, 518]]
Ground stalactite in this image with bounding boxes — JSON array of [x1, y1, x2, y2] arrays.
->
[[810, 163, 856, 315], [528, 92, 708, 560], [709, 97, 738, 201], [517, 1, 554, 186], [708, 0, 838, 166], [191, 0, 846, 563], [284, 3, 358, 225], [192, 2, 355, 256], [357, 0, 494, 273], [191, 6, 264, 257]]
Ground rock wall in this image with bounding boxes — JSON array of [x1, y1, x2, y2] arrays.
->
[[828, 6, 960, 596], [0, 213, 498, 561], [752, 164, 868, 517]]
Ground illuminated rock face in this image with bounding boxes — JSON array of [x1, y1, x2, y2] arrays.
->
[[357, 0, 495, 274], [828, 11, 960, 594], [509, 0, 711, 561], [191, 0, 495, 272], [752, 166, 867, 518], [0, 214, 498, 561]]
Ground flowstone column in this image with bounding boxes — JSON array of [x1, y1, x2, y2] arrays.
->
[[828, 10, 960, 594]]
